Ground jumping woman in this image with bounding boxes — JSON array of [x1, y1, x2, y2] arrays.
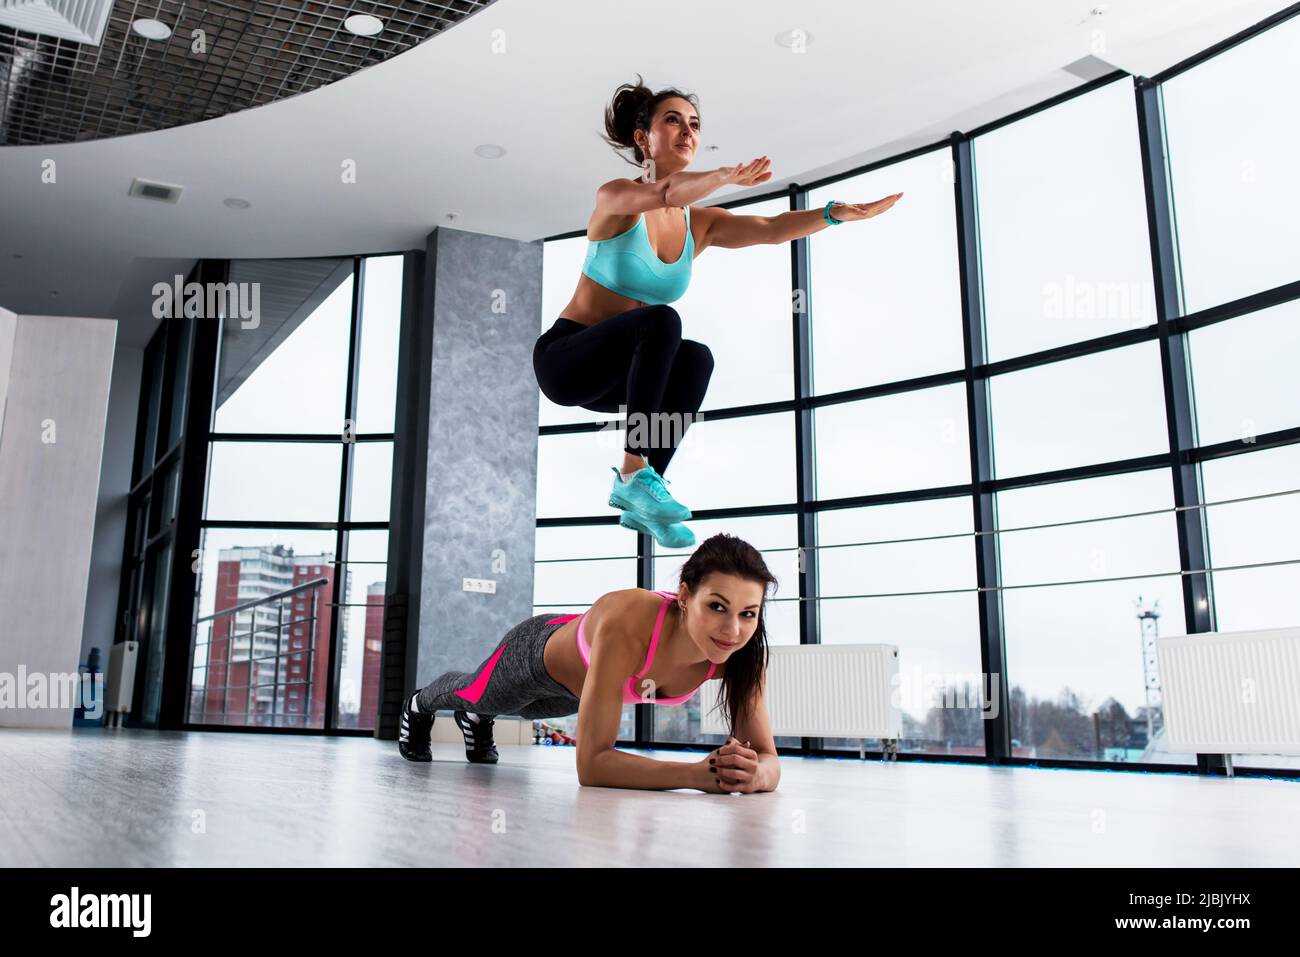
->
[[399, 534, 781, 794], [532, 74, 903, 548]]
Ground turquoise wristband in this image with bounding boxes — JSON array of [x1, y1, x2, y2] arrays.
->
[[823, 200, 844, 225]]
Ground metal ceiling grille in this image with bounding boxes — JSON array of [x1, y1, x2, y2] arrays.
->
[[0, 0, 496, 146]]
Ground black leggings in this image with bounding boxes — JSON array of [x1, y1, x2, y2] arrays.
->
[[532, 304, 714, 476]]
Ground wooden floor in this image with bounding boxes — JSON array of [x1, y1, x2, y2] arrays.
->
[[0, 727, 1295, 867]]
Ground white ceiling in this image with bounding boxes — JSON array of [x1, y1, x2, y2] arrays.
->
[[0, 0, 1289, 347]]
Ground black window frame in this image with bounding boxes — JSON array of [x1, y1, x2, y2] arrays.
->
[[189, 254, 405, 734]]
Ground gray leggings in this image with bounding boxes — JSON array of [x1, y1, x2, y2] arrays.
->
[[416, 612, 581, 720]]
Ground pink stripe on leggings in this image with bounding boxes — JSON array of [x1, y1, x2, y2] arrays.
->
[[453, 642, 509, 704]]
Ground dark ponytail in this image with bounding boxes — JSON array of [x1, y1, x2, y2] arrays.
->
[[600, 72, 701, 169], [674, 533, 777, 734]]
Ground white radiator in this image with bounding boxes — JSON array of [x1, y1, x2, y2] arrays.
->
[[106, 641, 138, 716], [700, 644, 901, 739], [1156, 626, 1300, 755]]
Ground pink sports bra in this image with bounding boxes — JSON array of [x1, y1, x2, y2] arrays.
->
[[546, 590, 717, 705]]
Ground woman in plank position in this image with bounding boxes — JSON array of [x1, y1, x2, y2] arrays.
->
[[532, 74, 902, 549], [399, 534, 781, 794]]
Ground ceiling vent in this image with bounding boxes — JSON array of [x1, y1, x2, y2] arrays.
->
[[1061, 54, 1121, 81], [0, 0, 115, 45], [128, 178, 184, 204]]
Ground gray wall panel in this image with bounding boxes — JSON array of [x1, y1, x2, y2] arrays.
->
[[415, 228, 542, 704], [0, 314, 116, 729]]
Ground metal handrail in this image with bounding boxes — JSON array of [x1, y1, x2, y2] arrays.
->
[[195, 577, 330, 623], [191, 577, 329, 727], [537, 485, 1300, 563]]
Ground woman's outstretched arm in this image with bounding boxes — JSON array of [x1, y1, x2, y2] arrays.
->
[[698, 195, 904, 251], [662, 156, 772, 208]]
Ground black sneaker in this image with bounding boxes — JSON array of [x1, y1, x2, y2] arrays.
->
[[453, 710, 499, 764], [398, 693, 434, 762]]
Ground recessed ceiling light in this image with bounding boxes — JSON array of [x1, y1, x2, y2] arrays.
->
[[474, 144, 505, 159], [131, 18, 172, 40], [344, 14, 384, 36], [224, 197, 251, 209], [774, 28, 813, 49]]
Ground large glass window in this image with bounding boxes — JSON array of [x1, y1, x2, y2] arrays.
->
[[354, 256, 403, 434], [212, 259, 353, 434], [1187, 299, 1300, 446], [989, 341, 1169, 478], [808, 147, 965, 393], [817, 497, 982, 756], [136, 332, 165, 479], [650, 411, 796, 511], [1201, 443, 1300, 634], [974, 78, 1156, 361], [1161, 13, 1300, 313], [350, 440, 394, 523], [815, 385, 970, 499], [191, 255, 402, 731], [206, 442, 343, 521], [534, 525, 640, 610], [119, 278, 197, 729], [531, 11, 1300, 779], [341, 529, 390, 733], [536, 430, 631, 519], [164, 316, 193, 452], [997, 469, 1194, 765], [192, 528, 337, 728]]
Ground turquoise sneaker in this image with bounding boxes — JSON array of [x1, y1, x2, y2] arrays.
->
[[608, 462, 691, 523], [619, 510, 696, 549]]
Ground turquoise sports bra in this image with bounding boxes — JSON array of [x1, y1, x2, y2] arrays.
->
[[581, 207, 694, 305]]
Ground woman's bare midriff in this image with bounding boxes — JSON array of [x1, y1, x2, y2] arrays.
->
[[556, 195, 703, 327], [541, 588, 720, 701]]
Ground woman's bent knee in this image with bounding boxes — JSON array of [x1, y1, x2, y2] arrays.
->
[[680, 339, 714, 376], [638, 304, 681, 341], [533, 353, 576, 407]]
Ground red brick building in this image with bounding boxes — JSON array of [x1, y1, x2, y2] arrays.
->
[[357, 580, 386, 730], [198, 544, 345, 728]]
